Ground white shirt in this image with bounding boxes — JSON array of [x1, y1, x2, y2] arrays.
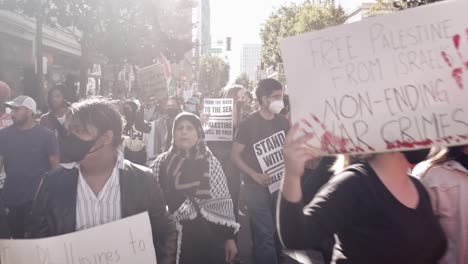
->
[[75, 152, 125, 231]]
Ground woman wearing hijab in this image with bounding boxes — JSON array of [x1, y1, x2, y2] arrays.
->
[[152, 113, 240, 264], [413, 145, 468, 264]]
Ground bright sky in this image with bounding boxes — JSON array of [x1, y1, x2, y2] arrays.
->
[[211, 0, 304, 82], [210, 0, 363, 82]]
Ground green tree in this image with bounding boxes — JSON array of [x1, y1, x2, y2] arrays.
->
[[367, 0, 396, 16], [1, 0, 193, 97], [393, 0, 443, 9], [235, 73, 252, 90], [369, 0, 443, 14], [260, 0, 346, 69], [199, 55, 230, 96]]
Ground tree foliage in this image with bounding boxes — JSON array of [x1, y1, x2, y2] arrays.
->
[[1, 0, 194, 96], [392, 0, 443, 9], [235, 73, 252, 90], [368, 0, 443, 14], [199, 55, 230, 96], [260, 0, 346, 68]]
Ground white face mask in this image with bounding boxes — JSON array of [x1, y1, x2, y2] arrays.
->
[[268, 99, 285, 114]]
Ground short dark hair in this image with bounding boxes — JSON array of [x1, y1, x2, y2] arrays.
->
[[66, 97, 123, 147], [255, 78, 283, 106], [47, 85, 69, 108]]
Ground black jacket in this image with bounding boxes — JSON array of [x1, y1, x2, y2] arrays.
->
[[28, 160, 177, 264], [0, 198, 11, 238]]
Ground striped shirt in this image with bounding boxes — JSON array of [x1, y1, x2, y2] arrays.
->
[[75, 152, 125, 231]]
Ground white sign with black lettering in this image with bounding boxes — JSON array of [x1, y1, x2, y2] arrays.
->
[[254, 131, 286, 193], [0, 213, 157, 264], [203, 98, 234, 141], [281, 0, 468, 154]]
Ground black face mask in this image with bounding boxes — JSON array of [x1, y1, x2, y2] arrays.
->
[[402, 149, 430, 165], [61, 132, 100, 162]]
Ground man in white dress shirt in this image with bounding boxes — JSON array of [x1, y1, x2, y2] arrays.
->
[[28, 98, 177, 264]]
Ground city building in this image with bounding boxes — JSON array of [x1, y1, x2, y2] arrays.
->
[[196, 0, 212, 56], [337, 0, 392, 23], [0, 9, 81, 108], [240, 44, 261, 81]]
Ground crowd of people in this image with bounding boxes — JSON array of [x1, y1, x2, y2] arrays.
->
[[0, 78, 466, 264]]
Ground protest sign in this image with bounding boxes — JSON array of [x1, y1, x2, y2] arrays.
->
[[280, 0, 468, 154], [138, 63, 167, 99], [254, 131, 286, 193], [203, 98, 234, 141], [0, 213, 157, 264]]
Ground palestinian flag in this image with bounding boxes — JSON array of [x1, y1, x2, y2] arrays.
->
[[159, 53, 177, 97]]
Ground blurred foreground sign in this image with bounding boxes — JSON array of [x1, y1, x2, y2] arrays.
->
[[281, 0, 468, 154], [0, 213, 156, 264]]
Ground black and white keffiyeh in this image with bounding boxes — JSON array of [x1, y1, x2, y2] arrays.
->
[[151, 113, 240, 263], [153, 153, 239, 231]]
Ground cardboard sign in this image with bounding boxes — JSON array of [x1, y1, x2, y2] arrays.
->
[[281, 0, 468, 154], [138, 63, 167, 99], [0, 213, 157, 264], [254, 131, 286, 193], [203, 99, 234, 141]]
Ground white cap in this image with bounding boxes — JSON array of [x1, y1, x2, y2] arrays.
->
[[5, 95, 37, 114]]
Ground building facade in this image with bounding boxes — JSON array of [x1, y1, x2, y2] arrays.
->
[[336, 0, 392, 23], [0, 10, 81, 109], [240, 44, 261, 81], [196, 0, 212, 56]]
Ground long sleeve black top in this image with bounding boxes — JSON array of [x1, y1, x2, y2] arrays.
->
[[278, 162, 447, 264]]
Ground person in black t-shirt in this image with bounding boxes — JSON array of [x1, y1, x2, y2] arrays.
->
[[40, 85, 70, 138], [278, 124, 447, 264], [231, 79, 290, 264]]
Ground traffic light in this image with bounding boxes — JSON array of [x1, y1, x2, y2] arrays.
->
[[226, 37, 232, 51]]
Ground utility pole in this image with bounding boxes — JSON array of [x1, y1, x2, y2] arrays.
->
[[35, 0, 44, 105]]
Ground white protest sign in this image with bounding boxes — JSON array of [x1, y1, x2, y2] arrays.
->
[[254, 131, 286, 193], [281, 0, 468, 154], [0, 212, 157, 264], [203, 98, 234, 141]]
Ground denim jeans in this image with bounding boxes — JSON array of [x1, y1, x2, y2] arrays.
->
[[244, 183, 279, 264]]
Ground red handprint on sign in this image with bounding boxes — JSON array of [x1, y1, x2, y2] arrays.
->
[[441, 29, 468, 90]]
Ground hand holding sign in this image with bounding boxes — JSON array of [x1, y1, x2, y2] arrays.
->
[[283, 123, 322, 180], [250, 172, 272, 187]]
